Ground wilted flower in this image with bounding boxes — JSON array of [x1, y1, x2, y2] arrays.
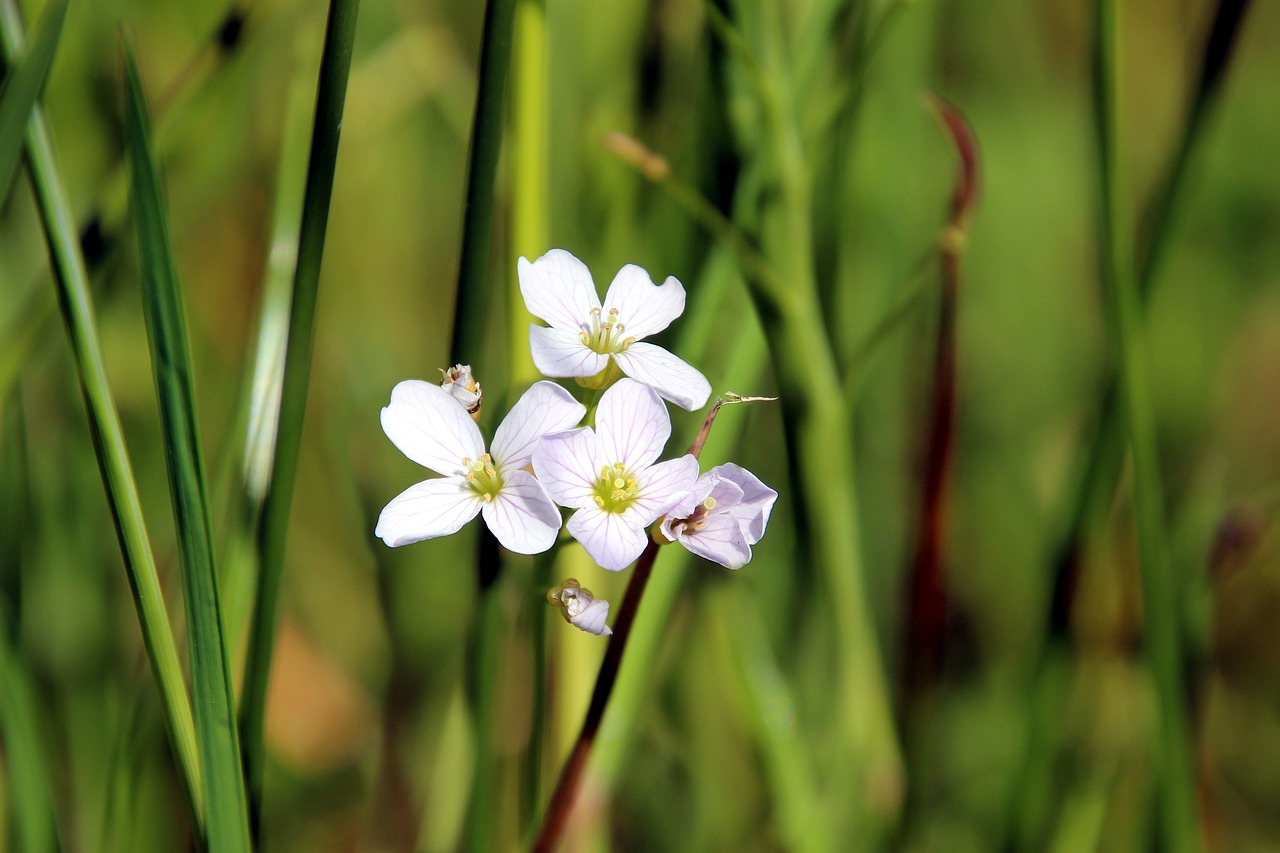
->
[[439, 363, 482, 418], [659, 463, 777, 569], [376, 380, 585, 554], [533, 379, 699, 570], [547, 578, 612, 636], [518, 248, 711, 411]]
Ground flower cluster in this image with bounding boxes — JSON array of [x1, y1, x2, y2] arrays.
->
[[376, 249, 778, 635]]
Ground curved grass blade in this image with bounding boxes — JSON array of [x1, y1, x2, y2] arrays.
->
[[123, 41, 251, 853], [0, 0, 202, 827], [236, 0, 361, 836], [0, 0, 64, 201]]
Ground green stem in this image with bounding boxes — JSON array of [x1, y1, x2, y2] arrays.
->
[[1091, 3, 1198, 850], [238, 0, 360, 837], [0, 0, 202, 828]]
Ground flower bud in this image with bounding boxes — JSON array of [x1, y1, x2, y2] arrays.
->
[[547, 578, 613, 636], [439, 364, 482, 419]]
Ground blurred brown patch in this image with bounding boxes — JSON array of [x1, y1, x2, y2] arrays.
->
[[265, 618, 377, 772]]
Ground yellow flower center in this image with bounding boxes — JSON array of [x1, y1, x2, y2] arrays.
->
[[593, 462, 639, 513], [578, 307, 636, 356], [670, 496, 717, 533], [462, 454, 502, 501]]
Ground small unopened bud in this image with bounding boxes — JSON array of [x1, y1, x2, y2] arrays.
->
[[439, 364, 482, 419], [547, 578, 613, 636]]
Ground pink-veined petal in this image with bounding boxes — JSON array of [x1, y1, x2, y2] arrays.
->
[[375, 478, 482, 547], [714, 463, 778, 544], [612, 343, 711, 411], [518, 250, 601, 332], [627, 455, 700, 526], [568, 598, 613, 636], [480, 470, 563, 554], [381, 380, 485, 475], [601, 264, 686, 340], [567, 507, 649, 571], [594, 379, 670, 471], [529, 325, 610, 378], [657, 474, 716, 542], [491, 381, 586, 470], [676, 513, 753, 569], [532, 428, 605, 510]]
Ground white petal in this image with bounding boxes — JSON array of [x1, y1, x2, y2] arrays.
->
[[612, 343, 711, 411], [568, 598, 613, 636], [480, 470, 563, 554], [567, 507, 649, 571], [381, 381, 485, 475], [518, 250, 601, 332], [490, 381, 586, 470], [627, 455, 701, 527], [677, 513, 753, 569], [594, 379, 670, 470], [601, 264, 686, 340], [532, 428, 605, 510], [529, 325, 610, 378], [375, 478, 482, 547], [714, 463, 778, 544]]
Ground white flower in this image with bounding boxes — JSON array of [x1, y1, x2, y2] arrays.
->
[[659, 463, 777, 569], [439, 363, 482, 417], [533, 379, 699, 570], [518, 248, 712, 411], [376, 380, 585, 554], [547, 578, 613, 636]]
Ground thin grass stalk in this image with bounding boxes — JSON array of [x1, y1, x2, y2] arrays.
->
[[443, 0, 518, 847], [747, 0, 903, 832], [0, 0, 202, 825], [0, 0, 65, 200], [510, 0, 546, 383], [512, 2, 549, 832], [1090, 3, 1198, 850], [123, 43, 251, 852], [216, 30, 314, 656], [237, 0, 360, 836], [448, 0, 516, 368]]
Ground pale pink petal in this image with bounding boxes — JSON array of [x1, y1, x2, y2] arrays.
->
[[381, 381, 485, 475], [594, 379, 670, 470], [480, 470, 563, 554], [612, 343, 711, 411], [626, 455, 700, 526], [375, 478, 482, 547], [529, 325, 610, 378], [658, 475, 716, 542], [568, 598, 613, 636], [676, 513, 752, 569], [600, 264, 686, 340], [518, 250, 601, 332], [490, 381, 586, 470], [567, 507, 649, 571], [714, 463, 778, 544], [532, 428, 605, 510]]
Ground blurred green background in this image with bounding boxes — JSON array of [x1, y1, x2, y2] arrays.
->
[[3, 0, 1280, 850]]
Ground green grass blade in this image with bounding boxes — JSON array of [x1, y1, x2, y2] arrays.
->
[[0, 0, 202, 828], [0, 0, 64, 200], [1090, 3, 1198, 850], [122, 42, 251, 853], [237, 0, 360, 836]]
